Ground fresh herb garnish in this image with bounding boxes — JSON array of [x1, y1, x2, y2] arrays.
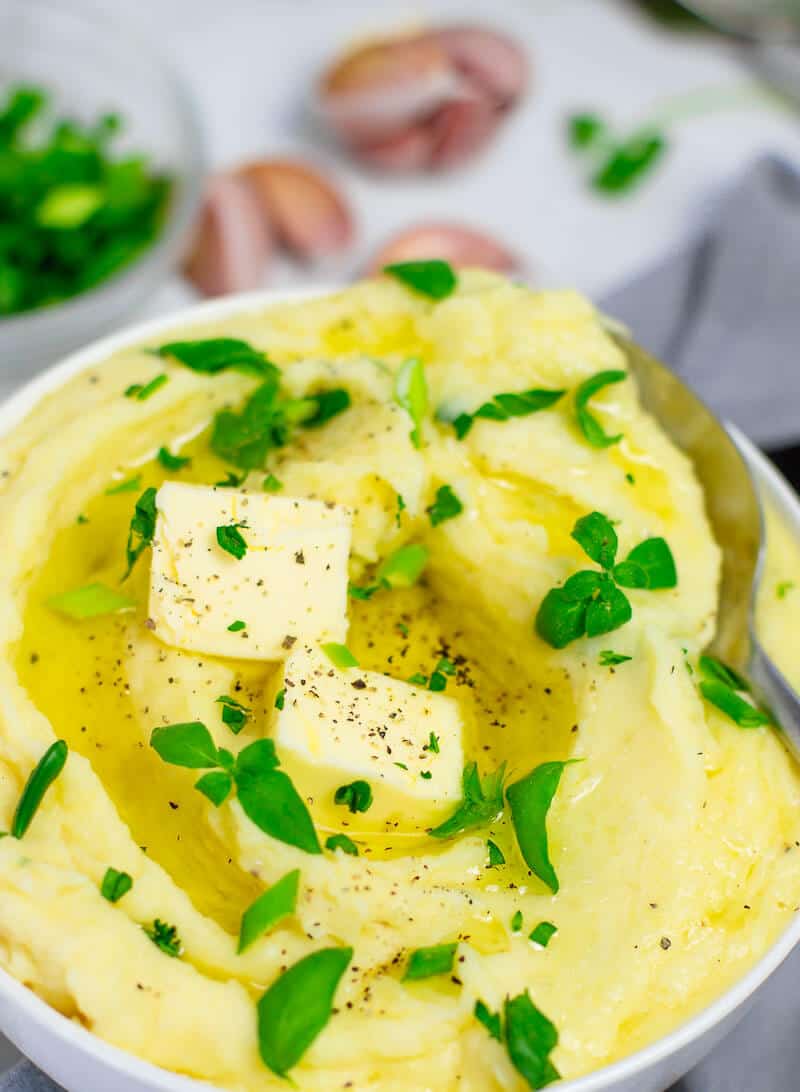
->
[[504, 991, 560, 1089], [568, 113, 607, 148], [321, 642, 360, 670], [426, 484, 463, 527], [216, 694, 250, 734], [302, 388, 351, 428], [123, 487, 158, 580], [411, 657, 456, 692], [47, 582, 135, 620], [106, 474, 142, 495], [598, 650, 632, 667], [216, 522, 247, 560], [326, 833, 359, 856], [334, 780, 373, 814], [125, 374, 167, 402], [11, 740, 68, 839], [475, 1000, 502, 1041], [274, 687, 286, 710], [506, 760, 575, 894], [511, 910, 523, 933], [101, 867, 133, 903], [150, 725, 321, 852], [238, 870, 300, 953], [697, 655, 771, 728], [394, 358, 429, 448], [145, 919, 182, 958], [487, 840, 505, 868], [574, 370, 627, 448], [157, 446, 190, 471], [452, 387, 565, 439], [535, 511, 677, 648], [529, 921, 558, 948], [429, 762, 506, 839], [194, 770, 233, 806], [384, 259, 457, 300], [154, 338, 275, 377], [403, 942, 458, 981], [395, 492, 406, 527], [567, 110, 667, 196], [257, 947, 352, 1078], [427, 732, 440, 753], [228, 619, 247, 632], [777, 580, 795, 599], [263, 473, 282, 492], [376, 543, 429, 588], [216, 470, 247, 488]]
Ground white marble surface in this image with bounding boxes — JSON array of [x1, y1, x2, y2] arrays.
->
[[2, 0, 800, 1082]]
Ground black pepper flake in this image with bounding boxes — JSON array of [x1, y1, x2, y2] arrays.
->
[[168, 801, 179, 811], [295, 550, 306, 565], [352, 678, 367, 690], [29, 652, 39, 664], [660, 936, 672, 950], [282, 635, 297, 650]]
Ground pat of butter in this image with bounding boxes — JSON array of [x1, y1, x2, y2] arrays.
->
[[270, 644, 464, 831], [149, 482, 351, 661]]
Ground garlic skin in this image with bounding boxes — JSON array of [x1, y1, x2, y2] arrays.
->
[[368, 223, 519, 274], [317, 25, 528, 172], [183, 175, 272, 298]]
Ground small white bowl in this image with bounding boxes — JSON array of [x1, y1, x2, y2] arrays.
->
[[0, 288, 798, 1092]]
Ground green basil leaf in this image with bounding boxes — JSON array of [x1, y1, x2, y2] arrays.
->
[[321, 642, 360, 670], [529, 921, 557, 948], [504, 991, 560, 1089], [334, 780, 373, 814], [699, 680, 771, 728], [100, 866, 133, 903], [403, 942, 457, 981], [585, 578, 631, 638], [302, 389, 351, 428], [123, 486, 157, 580], [376, 543, 429, 588], [506, 760, 574, 894], [429, 762, 506, 839], [574, 369, 627, 448], [535, 588, 587, 649], [571, 511, 618, 569], [426, 484, 464, 527], [257, 947, 352, 1077], [394, 358, 429, 449], [475, 1000, 502, 1041], [216, 695, 249, 734], [194, 771, 233, 806], [11, 740, 68, 839], [238, 869, 300, 953], [156, 446, 190, 470], [216, 523, 247, 560], [210, 377, 285, 470], [150, 722, 220, 769], [154, 338, 276, 378], [384, 259, 457, 300], [235, 743, 320, 854], [47, 582, 136, 620], [622, 537, 677, 589], [561, 570, 603, 601], [325, 833, 359, 856], [611, 560, 648, 588]]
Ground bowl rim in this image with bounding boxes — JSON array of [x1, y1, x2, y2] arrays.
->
[[0, 0, 206, 333], [1, 285, 800, 1092]]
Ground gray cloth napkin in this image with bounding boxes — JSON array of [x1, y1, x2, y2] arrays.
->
[[2, 155, 800, 1092]]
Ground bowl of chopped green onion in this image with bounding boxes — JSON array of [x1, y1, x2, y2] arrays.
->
[[0, 0, 205, 378]]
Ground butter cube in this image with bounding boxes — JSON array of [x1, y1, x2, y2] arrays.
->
[[149, 483, 351, 661], [270, 645, 464, 831]]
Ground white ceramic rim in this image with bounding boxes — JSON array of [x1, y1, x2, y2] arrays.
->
[[1, 286, 799, 1092]]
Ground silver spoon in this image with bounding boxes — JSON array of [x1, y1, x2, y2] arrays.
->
[[615, 335, 800, 754]]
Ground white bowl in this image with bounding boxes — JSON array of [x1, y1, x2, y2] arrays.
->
[[0, 289, 798, 1092]]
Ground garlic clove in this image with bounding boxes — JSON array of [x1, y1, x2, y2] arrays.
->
[[354, 124, 437, 172], [368, 222, 518, 273], [183, 174, 272, 298], [238, 160, 353, 260], [428, 95, 498, 170], [432, 25, 529, 108]]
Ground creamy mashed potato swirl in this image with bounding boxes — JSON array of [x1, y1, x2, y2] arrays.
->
[[0, 272, 799, 1090]]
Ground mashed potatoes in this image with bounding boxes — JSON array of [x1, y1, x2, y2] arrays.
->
[[0, 271, 799, 1090]]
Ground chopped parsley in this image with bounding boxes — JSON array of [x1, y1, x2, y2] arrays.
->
[[507, 760, 577, 894], [47, 582, 135, 620], [216, 694, 250, 733], [216, 470, 247, 488], [11, 740, 68, 839], [106, 474, 142, 495], [145, 919, 182, 958], [227, 619, 247, 632], [125, 374, 167, 401], [216, 523, 247, 560], [529, 921, 558, 948], [157, 446, 190, 471], [153, 338, 275, 377], [100, 867, 133, 903], [263, 473, 282, 492], [123, 487, 158, 579], [451, 386, 565, 439], [302, 388, 351, 428], [426, 732, 440, 754], [487, 840, 505, 868], [426, 484, 464, 527], [384, 258, 457, 300], [574, 370, 627, 448], [430, 762, 506, 839], [257, 947, 352, 1078], [598, 650, 632, 667], [777, 580, 795, 599], [403, 942, 458, 981], [326, 833, 359, 856], [321, 642, 359, 670], [567, 111, 667, 195], [274, 688, 286, 710], [511, 910, 523, 933], [376, 543, 429, 588], [474, 1000, 502, 1041], [334, 779, 373, 814], [411, 657, 456, 692], [238, 869, 299, 953], [394, 358, 429, 448], [697, 655, 771, 728]]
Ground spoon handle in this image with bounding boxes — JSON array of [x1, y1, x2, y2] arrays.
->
[[749, 634, 800, 762]]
